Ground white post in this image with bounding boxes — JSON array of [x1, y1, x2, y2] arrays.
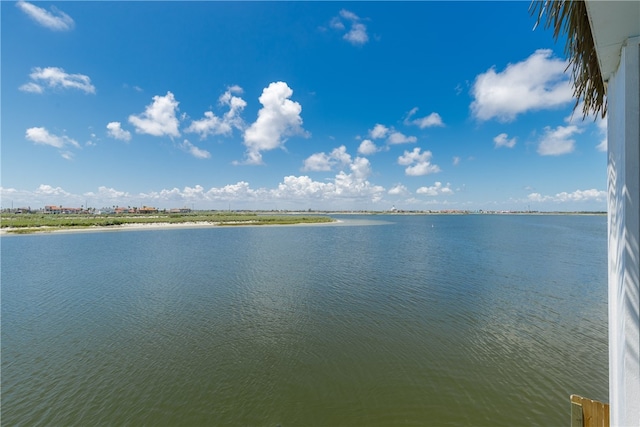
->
[[607, 36, 640, 427]]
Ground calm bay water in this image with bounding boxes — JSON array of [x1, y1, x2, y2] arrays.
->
[[1, 214, 607, 426]]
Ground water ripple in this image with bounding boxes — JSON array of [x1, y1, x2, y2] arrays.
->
[[1, 215, 608, 426]]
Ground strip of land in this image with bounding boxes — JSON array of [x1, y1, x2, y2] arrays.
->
[[0, 212, 336, 235]]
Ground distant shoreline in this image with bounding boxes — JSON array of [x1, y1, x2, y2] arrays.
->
[[0, 211, 607, 236], [0, 219, 346, 236], [327, 211, 607, 216]]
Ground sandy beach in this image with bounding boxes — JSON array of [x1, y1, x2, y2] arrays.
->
[[0, 219, 345, 236]]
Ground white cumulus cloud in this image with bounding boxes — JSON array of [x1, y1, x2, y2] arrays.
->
[[330, 9, 369, 46], [36, 184, 72, 197], [290, 171, 384, 204], [369, 123, 416, 145], [565, 101, 608, 152], [241, 81, 307, 165], [276, 175, 331, 199], [369, 124, 389, 140], [398, 147, 441, 176], [537, 125, 582, 156], [470, 49, 572, 122], [527, 189, 606, 204], [278, 155, 382, 205], [106, 122, 132, 142], [329, 16, 345, 31], [129, 92, 181, 137], [186, 112, 227, 139], [16, 0, 74, 31], [186, 86, 247, 139], [417, 182, 453, 196], [349, 156, 372, 180], [404, 108, 444, 128], [208, 182, 259, 199], [88, 186, 132, 201], [330, 145, 352, 165], [302, 147, 378, 205], [493, 133, 516, 148], [180, 140, 211, 159], [358, 139, 379, 155], [302, 152, 333, 172], [388, 131, 417, 145], [19, 82, 44, 94], [25, 127, 80, 150], [339, 9, 360, 21], [344, 23, 368, 46], [388, 184, 408, 195], [20, 67, 95, 94], [302, 145, 371, 178]]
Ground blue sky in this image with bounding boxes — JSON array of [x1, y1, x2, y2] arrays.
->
[[2, 1, 608, 211]]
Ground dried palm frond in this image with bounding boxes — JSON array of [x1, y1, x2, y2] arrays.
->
[[530, 0, 606, 118]]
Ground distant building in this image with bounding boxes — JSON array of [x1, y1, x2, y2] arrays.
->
[[138, 206, 158, 214], [44, 205, 62, 214], [169, 208, 191, 214], [44, 206, 82, 214]]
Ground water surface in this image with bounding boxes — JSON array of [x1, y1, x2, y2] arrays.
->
[[1, 214, 608, 426]]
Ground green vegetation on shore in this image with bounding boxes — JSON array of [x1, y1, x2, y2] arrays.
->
[[0, 211, 335, 234]]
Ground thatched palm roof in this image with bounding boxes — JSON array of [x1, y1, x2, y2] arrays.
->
[[530, 0, 606, 118]]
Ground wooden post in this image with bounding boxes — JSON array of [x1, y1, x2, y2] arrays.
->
[[572, 396, 584, 427], [571, 395, 610, 427]]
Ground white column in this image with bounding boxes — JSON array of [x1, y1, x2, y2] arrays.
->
[[607, 36, 640, 427]]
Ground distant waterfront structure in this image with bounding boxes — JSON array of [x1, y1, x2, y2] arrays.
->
[[44, 205, 82, 214], [169, 207, 192, 214]]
